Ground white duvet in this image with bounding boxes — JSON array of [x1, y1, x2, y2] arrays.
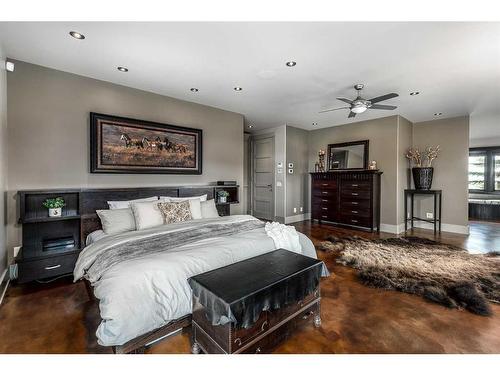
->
[[74, 215, 317, 346]]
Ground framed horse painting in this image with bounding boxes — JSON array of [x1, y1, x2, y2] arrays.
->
[[90, 112, 202, 174]]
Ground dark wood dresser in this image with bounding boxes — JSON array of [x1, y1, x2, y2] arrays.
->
[[310, 170, 382, 232]]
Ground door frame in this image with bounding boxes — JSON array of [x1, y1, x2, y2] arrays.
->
[[250, 134, 275, 220]]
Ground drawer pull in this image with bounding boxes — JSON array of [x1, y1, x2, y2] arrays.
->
[[321, 207, 328, 210], [351, 210, 358, 214], [351, 193, 358, 196], [322, 199, 328, 202], [321, 215, 327, 218], [322, 183, 328, 186], [234, 338, 242, 347], [351, 202, 358, 205], [255, 347, 262, 354], [351, 219, 358, 223], [261, 321, 269, 332], [351, 184, 358, 187], [44, 264, 61, 270], [322, 191, 328, 194], [303, 311, 314, 320]]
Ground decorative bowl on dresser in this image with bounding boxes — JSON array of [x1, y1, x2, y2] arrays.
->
[[189, 249, 325, 354], [310, 169, 382, 232], [16, 184, 240, 283]]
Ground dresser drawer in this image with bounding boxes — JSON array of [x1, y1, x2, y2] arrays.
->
[[17, 252, 79, 283], [343, 207, 371, 218], [340, 189, 371, 200], [340, 199, 371, 210], [313, 189, 337, 198], [340, 215, 372, 228], [312, 181, 337, 190], [311, 196, 334, 206], [341, 180, 371, 190]]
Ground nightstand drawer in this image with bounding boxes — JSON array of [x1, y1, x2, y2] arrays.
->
[[17, 252, 79, 283]]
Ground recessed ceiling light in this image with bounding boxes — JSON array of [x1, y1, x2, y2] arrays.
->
[[117, 66, 129, 72], [190, 88, 199, 92], [286, 61, 297, 67], [410, 91, 420, 96], [434, 112, 443, 116], [312, 122, 318, 126], [234, 87, 243, 91], [69, 31, 85, 40], [248, 125, 253, 129]]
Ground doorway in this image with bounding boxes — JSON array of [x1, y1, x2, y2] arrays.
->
[[251, 135, 275, 220]]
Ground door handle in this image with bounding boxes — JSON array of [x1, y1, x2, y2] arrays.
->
[[267, 184, 273, 191]]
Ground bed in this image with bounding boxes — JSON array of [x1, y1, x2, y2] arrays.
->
[[73, 187, 319, 353]]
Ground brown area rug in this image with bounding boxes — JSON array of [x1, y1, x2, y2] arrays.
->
[[319, 236, 500, 316]]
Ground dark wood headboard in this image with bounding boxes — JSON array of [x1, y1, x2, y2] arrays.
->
[[80, 186, 217, 241]]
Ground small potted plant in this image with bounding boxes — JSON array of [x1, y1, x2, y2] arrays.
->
[[217, 190, 230, 204], [43, 197, 66, 217]]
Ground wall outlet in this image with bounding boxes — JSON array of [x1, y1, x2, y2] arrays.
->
[[13, 246, 21, 258], [293, 207, 297, 213], [426, 212, 434, 219], [300, 207, 303, 212]]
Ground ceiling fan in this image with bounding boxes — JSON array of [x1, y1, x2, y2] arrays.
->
[[319, 84, 399, 119]]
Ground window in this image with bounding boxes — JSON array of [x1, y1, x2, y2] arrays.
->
[[468, 154, 486, 190], [495, 154, 500, 191], [469, 147, 500, 193]]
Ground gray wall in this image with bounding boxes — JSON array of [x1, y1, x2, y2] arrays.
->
[[308, 115, 400, 226], [0, 46, 7, 277], [286, 126, 309, 218], [412, 116, 469, 230], [397, 116, 413, 226], [6, 61, 245, 256]]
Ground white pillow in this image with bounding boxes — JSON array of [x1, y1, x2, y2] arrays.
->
[[188, 199, 202, 219], [161, 194, 208, 202], [96, 208, 136, 235], [201, 199, 220, 219], [130, 201, 164, 230], [108, 196, 158, 210], [85, 230, 108, 246]]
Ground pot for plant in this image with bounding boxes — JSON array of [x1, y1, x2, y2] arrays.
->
[[412, 167, 434, 190], [48, 208, 62, 217], [219, 196, 227, 203]]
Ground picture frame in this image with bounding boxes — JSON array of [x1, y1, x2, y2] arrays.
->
[[90, 112, 202, 174]]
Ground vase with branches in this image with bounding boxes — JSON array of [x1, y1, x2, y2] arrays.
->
[[405, 146, 441, 190]]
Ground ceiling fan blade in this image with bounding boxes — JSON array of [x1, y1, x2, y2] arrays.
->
[[368, 93, 399, 103], [319, 106, 350, 114], [348, 111, 356, 118], [336, 97, 353, 104], [370, 104, 397, 110]]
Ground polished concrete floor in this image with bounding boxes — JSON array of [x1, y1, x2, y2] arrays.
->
[[0, 221, 499, 354]]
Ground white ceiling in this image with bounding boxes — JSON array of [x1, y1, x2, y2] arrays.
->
[[0, 22, 499, 132]]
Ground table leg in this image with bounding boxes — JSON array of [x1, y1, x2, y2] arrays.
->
[[439, 193, 442, 233], [433, 193, 437, 234], [404, 192, 408, 232], [410, 193, 414, 229]]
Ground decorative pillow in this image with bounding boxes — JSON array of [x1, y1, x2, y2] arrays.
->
[[188, 199, 203, 220], [200, 199, 220, 219], [108, 196, 158, 210], [161, 194, 208, 202], [130, 201, 164, 230], [96, 208, 136, 235], [158, 201, 193, 224]]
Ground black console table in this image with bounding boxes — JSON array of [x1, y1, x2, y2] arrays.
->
[[404, 189, 442, 234]]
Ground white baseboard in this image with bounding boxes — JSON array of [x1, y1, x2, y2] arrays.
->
[[285, 213, 311, 224], [0, 269, 10, 306], [380, 223, 407, 234], [410, 221, 470, 235]]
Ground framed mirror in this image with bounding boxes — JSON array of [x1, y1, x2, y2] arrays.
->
[[327, 140, 369, 170]]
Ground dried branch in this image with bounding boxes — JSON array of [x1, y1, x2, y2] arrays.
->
[[425, 145, 440, 167], [405, 147, 422, 167]]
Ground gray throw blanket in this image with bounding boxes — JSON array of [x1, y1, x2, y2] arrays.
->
[[85, 220, 265, 282]]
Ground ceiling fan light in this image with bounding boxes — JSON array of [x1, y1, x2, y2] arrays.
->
[[351, 105, 367, 114]]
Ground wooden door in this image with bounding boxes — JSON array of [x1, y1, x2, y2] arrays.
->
[[252, 136, 275, 220]]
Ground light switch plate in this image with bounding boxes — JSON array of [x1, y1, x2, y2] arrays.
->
[[276, 181, 282, 187], [277, 168, 283, 174], [277, 162, 283, 168]]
